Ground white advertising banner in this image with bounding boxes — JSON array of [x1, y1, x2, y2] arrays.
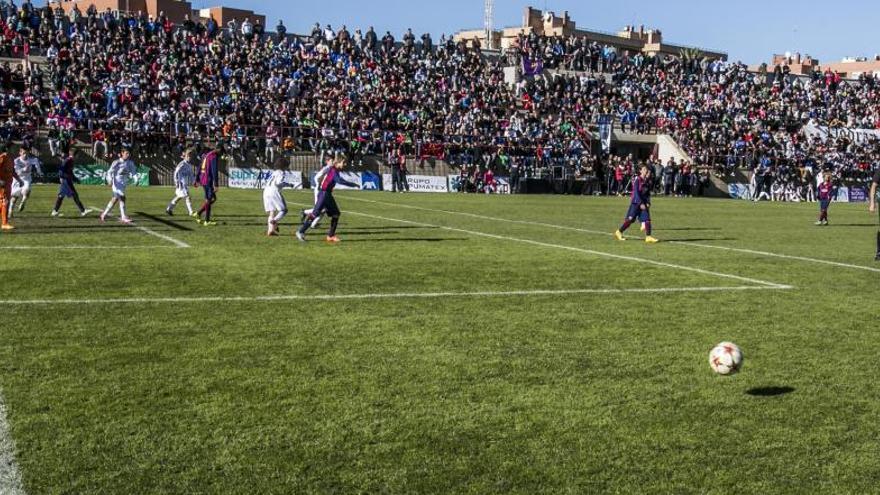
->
[[383, 174, 449, 193], [804, 124, 880, 145], [229, 168, 303, 189]]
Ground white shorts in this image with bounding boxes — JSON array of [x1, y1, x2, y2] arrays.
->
[[174, 184, 190, 199], [111, 180, 127, 198], [263, 189, 287, 212], [11, 180, 31, 197]]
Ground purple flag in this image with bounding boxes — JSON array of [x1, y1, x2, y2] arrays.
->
[[522, 56, 544, 76]]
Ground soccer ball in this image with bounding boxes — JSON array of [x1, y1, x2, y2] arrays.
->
[[709, 342, 743, 376]]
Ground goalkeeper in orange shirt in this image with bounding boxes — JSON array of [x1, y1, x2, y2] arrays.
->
[[0, 146, 24, 231]]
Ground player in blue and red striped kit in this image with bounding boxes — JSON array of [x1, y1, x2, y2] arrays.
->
[[816, 173, 834, 226], [195, 145, 221, 226], [614, 165, 659, 244], [296, 156, 359, 243], [870, 168, 880, 261]]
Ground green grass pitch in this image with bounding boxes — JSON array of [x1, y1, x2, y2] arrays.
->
[[1, 185, 879, 494]]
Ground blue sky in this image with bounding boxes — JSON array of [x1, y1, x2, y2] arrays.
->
[[194, 0, 880, 63]]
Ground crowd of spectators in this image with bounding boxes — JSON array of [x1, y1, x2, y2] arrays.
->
[[513, 32, 880, 190], [0, 1, 877, 196]]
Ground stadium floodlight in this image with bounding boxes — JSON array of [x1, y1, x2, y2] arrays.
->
[[484, 0, 494, 49]]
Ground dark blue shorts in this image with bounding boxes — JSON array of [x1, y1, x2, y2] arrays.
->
[[314, 191, 340, 217], [58, 179, 77, 198], [203, 185, 216, 201], [626, 203, 650, 223], [819, 200, 830, 211]]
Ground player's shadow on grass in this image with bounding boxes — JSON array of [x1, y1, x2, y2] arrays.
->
[[746, 386, 795, 397], [13, 226, 137, 234], [666, 237, 738, 242], [661, 227, 722, 231], [134, 212, 194, 231], [345, 226, 438, 230], [339, 237, 469, 243], [828, 223, 876, 227]]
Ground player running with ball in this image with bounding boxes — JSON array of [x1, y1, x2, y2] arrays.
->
[[296, 156, 359, 243], [614, 165, 659, 244]]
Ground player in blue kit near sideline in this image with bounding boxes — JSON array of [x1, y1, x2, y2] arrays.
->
[[614, 165, 659, 244]]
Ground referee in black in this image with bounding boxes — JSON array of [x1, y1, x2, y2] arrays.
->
[[871, 167, 880, 261]]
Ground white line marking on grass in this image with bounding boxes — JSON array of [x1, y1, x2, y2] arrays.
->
[[331, 207, 792, 290], [666, 241, 880, 274], [88, 206, 191, 249], [345, 196, 610, 236], [0, 246, 179, 250], [133, 226, 190, 249], [346, 196, 880, 275], [0, 392, 26, 495], [3, 286, 792, 306]]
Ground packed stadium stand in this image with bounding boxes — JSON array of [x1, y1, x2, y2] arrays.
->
[[0, 2, 877, 197]]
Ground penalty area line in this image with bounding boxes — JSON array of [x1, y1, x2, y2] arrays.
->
[[327, 206, 793, 290], [343, 196, 880, 275], [4, 286, 792, 306], [88, 206, 190, 249], [666, 241, 880, 274], [0, 391, 26, 495], [133, 226, 191, 249]]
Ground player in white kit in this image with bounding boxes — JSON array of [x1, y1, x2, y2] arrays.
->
[[263, 157, 295, 236], [8, 147, 42, 217], [166, 148, 195, 217], [100, 149, 137, 223]]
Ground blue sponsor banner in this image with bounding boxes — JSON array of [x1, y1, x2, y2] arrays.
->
[[848, 187, 867, 203], [598, 114, 613, 153], [836, 187, 850, 202], [728, 183, 750, 200], [361, 171, 382, 191]]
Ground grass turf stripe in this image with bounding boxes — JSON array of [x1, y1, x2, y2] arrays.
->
[[3, 286, 793, 305]]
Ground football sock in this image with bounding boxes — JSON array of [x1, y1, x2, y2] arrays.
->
[[119, 201, 127, 219], [619, 220, 633, 233], [298, 214, 313, 234], [53, 196, 63, 212], [0, 202, 7, 225], [273, 210, 287, 223], [103, 200, 115, 216], [876, 231, 880, 255], [644, 221, 652, 236], [72, 194, 85, 213], [184, 198, 193, 215], [8, 198, 15, 212], [329, 217, 339, 237]]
